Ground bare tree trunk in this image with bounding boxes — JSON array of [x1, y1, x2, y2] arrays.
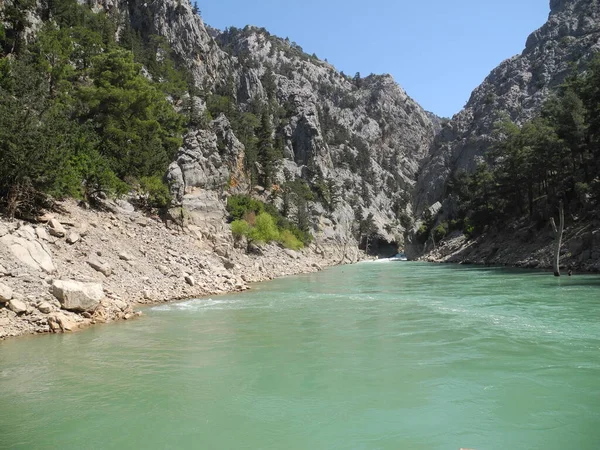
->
[[550, 201, 564, 277]]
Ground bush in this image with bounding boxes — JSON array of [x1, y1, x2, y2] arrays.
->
[[433, 222, 449, 242], [231, 219, 250, 241], [463, 217, 476, 239], [249, 213, 279, 243], [139, 176, 171, 208], [226, 194, 312, 246], [416, 224, 430, 243], [226, 195, 264, 221], [279, 230, 303, 250]]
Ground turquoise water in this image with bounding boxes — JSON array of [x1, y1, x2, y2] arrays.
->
[[1, 262, 600, 450]]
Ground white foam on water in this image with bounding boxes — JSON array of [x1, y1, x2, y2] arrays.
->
[[358, 258, 406, 264], [151, 298, 239, 312]]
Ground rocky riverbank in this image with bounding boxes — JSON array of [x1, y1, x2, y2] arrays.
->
[[0, 200, 364, 339], [419, 218, 600, 273]]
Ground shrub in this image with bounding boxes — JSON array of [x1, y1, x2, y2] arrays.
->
[[231, 219, 250, 240], [416, 224, 430, 243], [139, 176, 171, 208], [463, 217, 476, 239], [226, 195, 264, 221], [433, 222, 449, 242], [279, 230, 303, 250], [249, 212, 279, 243]]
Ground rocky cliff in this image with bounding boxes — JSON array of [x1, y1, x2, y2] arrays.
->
[[86, 0, 437, 253], [415, 0, 600, 215]]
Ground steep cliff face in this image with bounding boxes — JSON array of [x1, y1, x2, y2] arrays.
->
[[415, 0, 600, 214], [202, 27, 435, 249], [91, 0, 436, 252], [85, 0, 229, 88]]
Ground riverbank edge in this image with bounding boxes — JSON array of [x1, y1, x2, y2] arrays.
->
[[417, 222, 600, 274], [0, 200, 367, 340]]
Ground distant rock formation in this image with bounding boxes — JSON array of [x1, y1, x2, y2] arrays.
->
[[415, 0, 600, 214]]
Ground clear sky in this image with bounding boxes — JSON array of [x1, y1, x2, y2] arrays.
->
[[199, 0, 550, 119]]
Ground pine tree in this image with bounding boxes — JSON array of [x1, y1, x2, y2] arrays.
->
[[257, 112, 277, 187]]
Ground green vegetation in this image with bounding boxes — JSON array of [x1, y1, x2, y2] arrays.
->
[[226, 195, 310, 249], [0, 0, 185, 216], [445, 56, 600, 237]]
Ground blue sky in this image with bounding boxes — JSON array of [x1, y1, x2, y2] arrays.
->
[[199, 0, 550, 118]]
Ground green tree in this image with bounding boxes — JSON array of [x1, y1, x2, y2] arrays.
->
[[256, 112, 279, 187], [76, 48, 184, 179]]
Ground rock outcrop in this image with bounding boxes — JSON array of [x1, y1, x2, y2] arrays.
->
[[415, 0, 600, 214], [0, 233, 56, 273], [75, 0, 435, 253]]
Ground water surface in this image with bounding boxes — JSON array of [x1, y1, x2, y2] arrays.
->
[[1, 262, 600, 449]]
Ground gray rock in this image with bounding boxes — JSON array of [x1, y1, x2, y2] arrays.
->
[[66, 232, 81, 245], [87, 259, 112, 277], [35, 227, 50, 241], [51, 280, 104, 312], [37, 302, 53, 314], [0, 282, 13, 302], [115, 199, 135, 214], [119, 252, 134, 261], [215, 245, 230, 258], [112, 299, 128, 311], [0, 234, 56, 273], [221, 257, 235, 270], [184, 275, 195, 286], [77, 222, 90, 237], [48, 219, 66, 238], [8, 299, 27, 314], [284, 249, 300, 260], [48, 313, 77, 332]]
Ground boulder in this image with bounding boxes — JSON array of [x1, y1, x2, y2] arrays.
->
[[48, 219, 66, 238], [215, 245, 230, 258], [8, 299, 27, 314], [87, 259, 112, 277], [66, 232, 81, 245], [48, 313, 77, 332], [116, 199, 135, 214], [112, 299, 128, 311], [0, 282, 13, 302], [51, 280, 104, 312], [37, 302, 53, 314], [0, 234, 56, 273], [185, 275, 195, 286]]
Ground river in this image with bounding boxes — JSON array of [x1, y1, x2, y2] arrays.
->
[[1, 262, 599, 449]]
